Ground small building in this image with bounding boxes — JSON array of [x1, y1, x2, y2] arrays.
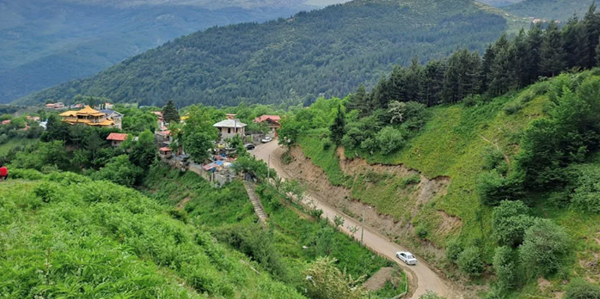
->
[[106, 133, 128, 147], [155, 130, 172, 147], [26, 116, 41, 122], [159, 147, 173, 158], [45, 102, 65, 109], [213, 119, 246, 140], [100, 109, 123, 129], [254, 115, 281, 136]]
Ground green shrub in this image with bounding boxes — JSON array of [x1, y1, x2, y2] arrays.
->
[[493, 246, 518, 291], [518, 90, 535, 103], [400, 174, 421, 189], [492, 201, 536, 247], [416, 224, 428, 239], [503, 102, 523, 115], [9, 168, 45, 180], [419, 291, 446, 299], [33, 181, 59, 203], [477, 170, 525, 206], [570, 164, 600, 213], [457, 246, 485, 277], [565, 279, 600, 299], [445, 238, 463, 263], [376, 126, 405, 155], [519, 219, 570, 277]]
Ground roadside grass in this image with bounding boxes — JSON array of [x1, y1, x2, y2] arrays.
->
[[143, 166, 406, 298]]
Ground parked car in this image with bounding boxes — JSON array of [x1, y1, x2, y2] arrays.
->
[[245, 143, 256, 150], [396, 251, 417, 265], [261, 136, 273, 143]]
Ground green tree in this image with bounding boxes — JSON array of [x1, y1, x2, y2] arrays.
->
[[493, 246, 519, 291], [562, 15, 588, 69], [91, 155, 142, 187], [162, 100, 180, 124], [596, 41, 600, 66], [457, 246, 485, 277], [128, 130, 157, 169], [519, 219, 570, 277], [375, 126, 405, 155], [303, 257, 366, 299], [330, 105, 345, 146], [540, 21, 567, 77], [525, 23, 544, 85], [489, 35, 516, 96], [492, 200, 536, 247], [583, 3, 600, 69]]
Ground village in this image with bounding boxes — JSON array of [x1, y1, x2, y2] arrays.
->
[[1, 102, 282, 186]]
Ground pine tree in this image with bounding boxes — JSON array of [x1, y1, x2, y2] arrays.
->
[[387, 66, 408, 103], [423, 60, 446, 107], [514, 29, 530, 88], [489, 34, 516, 96], [405, 57, 423, 103], [347, 85, 369, 116], [597, 41, 600, 66], [583, 3, 600, 68], [562, 15, 588, 69], [162, 100, 180, 124], [480, 44, 496, 94], [330, 105, 346, 146], [525, 23, 544, 85], [540, 21, 567, 77]]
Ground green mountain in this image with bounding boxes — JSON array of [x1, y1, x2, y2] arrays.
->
[[505, 0, 596, 21], [15, 0, 508, 107], [0, 0, 319, 104]]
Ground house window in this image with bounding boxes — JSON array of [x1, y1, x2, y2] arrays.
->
[[228, 128, 231, 134]]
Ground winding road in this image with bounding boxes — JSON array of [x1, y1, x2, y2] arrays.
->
[[251, 141, 457, 299]]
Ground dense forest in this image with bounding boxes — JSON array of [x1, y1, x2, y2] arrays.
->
[[15, 0, 508, 107], [0, 0, 312, 104]]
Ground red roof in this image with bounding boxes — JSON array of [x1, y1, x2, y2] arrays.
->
[[1, 120, 11, 125], [157, 130, 171, 136], [159, 147, 172, 152], [254, 115, 281, 123], [106, 133, 128, 141]]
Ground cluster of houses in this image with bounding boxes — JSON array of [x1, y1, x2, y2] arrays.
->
[[45, 102, 114, 110], [1, 115, 44, 131]]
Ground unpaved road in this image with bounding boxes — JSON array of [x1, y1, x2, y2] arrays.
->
[[251, 141, 457, 299]]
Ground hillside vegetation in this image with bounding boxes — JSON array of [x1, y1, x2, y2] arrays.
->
[[0, 172, 305, 298], [0, 0, 310, 104], [15, 0, 508, 107], [505, 0, 596, 21]]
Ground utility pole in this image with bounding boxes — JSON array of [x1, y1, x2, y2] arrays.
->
[[361, 205, 365, 244]]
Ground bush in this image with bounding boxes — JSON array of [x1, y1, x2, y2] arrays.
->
[[570, 165, 600, 213], [518, 90, 536, 103], [457, 246, 484, 277], [400, 174, 421, 189], [565, 279, 600, 299], [419, 291, 446, 299], [415, 224, 428, 239], [493, 246, 518, 291], [492, 201, 536, 247], [477, 170, 525, 206], [503, 101, 523, 116], [375, 126, 405, 155], [446, 239, 463, 263], [9, 168, 45, 180], [33, 181, 59, 203], [519, 219, 570, 277]]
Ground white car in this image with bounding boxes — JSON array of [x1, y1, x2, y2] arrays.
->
[[396, 251, 417, 265], [261, 136, 273, 143]]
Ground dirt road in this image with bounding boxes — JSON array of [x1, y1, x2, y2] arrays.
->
[[251, 141, 456, 299]]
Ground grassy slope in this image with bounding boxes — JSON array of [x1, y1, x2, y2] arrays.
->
[[0, 138, 38, 157], [0, 172, 305, 298], [142, 165, 406, 298], [296, 73, 600, 296]]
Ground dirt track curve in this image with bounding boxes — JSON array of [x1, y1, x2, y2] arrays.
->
[[251, 141, 458, 299]]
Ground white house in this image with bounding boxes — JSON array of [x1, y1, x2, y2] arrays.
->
[[213, 119, 246, 140]]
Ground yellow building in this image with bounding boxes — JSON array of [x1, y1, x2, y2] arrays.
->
[[59, 106, 115, 127]]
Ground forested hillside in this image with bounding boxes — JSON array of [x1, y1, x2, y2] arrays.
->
[[0, 0, 313, 104], [16, 0, 508, 107], [505, 0, 595, 21], [276, 8, 600, 297]]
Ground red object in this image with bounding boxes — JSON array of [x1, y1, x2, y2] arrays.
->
[[0, 167, 7, 177], [253, 115, 281, 123], [106, 133, 129, 141], [159, 147, 172, 152]]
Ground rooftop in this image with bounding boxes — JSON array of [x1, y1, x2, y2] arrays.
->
[[106, 133, 128, 141], [213, 119, 247, 128], [254, 115, 281, 123]]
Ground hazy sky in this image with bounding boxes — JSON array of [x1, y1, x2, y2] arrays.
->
[[47, 0, 351, 8]]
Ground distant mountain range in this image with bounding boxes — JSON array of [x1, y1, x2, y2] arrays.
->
[[0, 0, 336, 103], [15, 0, 508, 107], [505, 0, 596, 21]]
